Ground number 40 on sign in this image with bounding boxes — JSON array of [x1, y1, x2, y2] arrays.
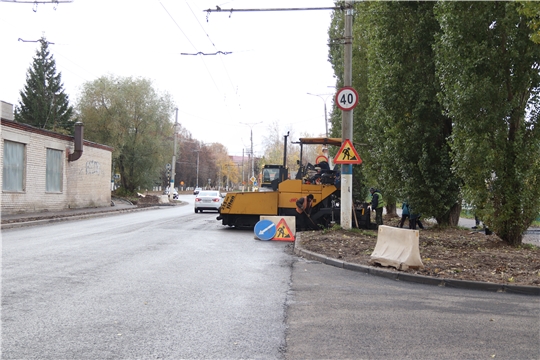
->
[[336, 87, 359, 111]]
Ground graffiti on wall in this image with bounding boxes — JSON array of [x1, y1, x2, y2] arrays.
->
[[85, 160, 100, 175]]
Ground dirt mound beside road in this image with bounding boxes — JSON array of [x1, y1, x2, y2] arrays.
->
[[135, 194, 162, 205], [299, 215, 540, 287]]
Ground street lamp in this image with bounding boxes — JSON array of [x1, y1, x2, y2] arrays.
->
[[240, 122, 262, 189], [185, 140, 221, 190], [307, 92, 333, 138]]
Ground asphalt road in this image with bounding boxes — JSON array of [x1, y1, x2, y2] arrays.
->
[[2, 198, 293, 359], [2, 195, 539, 359], [286, 260, 539, 359]]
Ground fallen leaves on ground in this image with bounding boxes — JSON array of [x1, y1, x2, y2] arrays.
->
[[299, 215, 540, 287]]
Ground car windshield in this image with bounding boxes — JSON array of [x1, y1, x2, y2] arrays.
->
[[198, 191, 219, 197]]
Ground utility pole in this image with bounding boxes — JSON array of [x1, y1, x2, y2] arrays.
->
[[341, 2, 354, 230], [170, 108, 179, 200], [226, 164, 230, 191], [250, 129, 254, 180], [240, 122, 262, 191], [283, 131, 289, 167], [195, 149, 200, 188]]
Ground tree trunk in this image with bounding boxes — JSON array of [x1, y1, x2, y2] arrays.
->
[[447, 202, 461, 226], [385, 201, 398, 217], [436, 202, 461, 226], [495, 219, 524, 247]]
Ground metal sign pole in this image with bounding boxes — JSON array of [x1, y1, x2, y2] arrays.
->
[[340, 3, 354, 229]]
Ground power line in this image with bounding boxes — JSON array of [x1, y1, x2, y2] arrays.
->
[[207, 6, 341, 12], [184, 0, 241, 106], [180, 51, 232, 56], [1, 0, 72, 2], [201, 3, 347, 126], [1, 0, 73, 12], [160, 1, 243, 133], [205, 6, 344, 21], [159, 1, 198, 52], [159, 1, 223, 96], [18, 38, 54, 44], [185, 0, 217, 47]]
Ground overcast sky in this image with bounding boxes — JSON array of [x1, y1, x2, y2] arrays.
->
[[0, 0, 338, 157]]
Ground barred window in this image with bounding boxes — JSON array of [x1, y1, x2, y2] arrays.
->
[[2, 140, 25, 192], [46, 148, 63, 192]]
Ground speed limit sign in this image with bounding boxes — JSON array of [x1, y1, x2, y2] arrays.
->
[[336, 87, 359, 111]]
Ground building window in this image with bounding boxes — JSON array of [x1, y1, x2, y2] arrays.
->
[[2, 140, 25, 192], [46, 148, 63, 192]]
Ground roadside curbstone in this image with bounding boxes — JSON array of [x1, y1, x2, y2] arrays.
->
[[1, 206, 162, 230], [396, 273, 444, 286], [294, 234, 540, 296], [367, 267, 399, 281], [343, 262, 370, 274], [323, 257, 345, 268], [503, 284, 540, 296]]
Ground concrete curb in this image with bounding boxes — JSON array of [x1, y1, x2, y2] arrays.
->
[[294, 237, 540, 296], [1, 206, 162, 230]]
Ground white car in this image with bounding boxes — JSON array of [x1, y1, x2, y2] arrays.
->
[[164, 187, 178, 197], [194, 190, 223, 213], [193, 187, 202, 195]]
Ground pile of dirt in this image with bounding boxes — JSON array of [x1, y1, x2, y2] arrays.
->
[[133, 195, 161, 206], [299, 215, 540, 287]]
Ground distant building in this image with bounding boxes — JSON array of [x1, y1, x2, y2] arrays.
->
[[1, 100, 14, 121], [1, 101, 113, 215]]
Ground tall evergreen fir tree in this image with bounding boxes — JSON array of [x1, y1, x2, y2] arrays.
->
[[14, 36, 73, 134]]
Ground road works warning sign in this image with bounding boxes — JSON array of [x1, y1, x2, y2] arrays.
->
[[333, 139, 362, 165], [273, 218, 295, 242], [260, 216, 296, 240]]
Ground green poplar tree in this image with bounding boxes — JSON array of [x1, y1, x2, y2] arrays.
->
[[517, 1, 540, 44], [364, 1, 461, 225], [14, 36, 73, 134], [435, 1, 540, 245]]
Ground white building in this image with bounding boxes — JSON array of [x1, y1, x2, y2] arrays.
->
[[1, 101, 113, 215]]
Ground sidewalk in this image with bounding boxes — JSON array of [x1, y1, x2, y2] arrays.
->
[[447, 217, 539, 246], [396, 209, 539, 245], [1, 199, 151, 230]]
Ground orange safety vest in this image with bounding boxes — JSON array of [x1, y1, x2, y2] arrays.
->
[[296, 196, 310, 214]]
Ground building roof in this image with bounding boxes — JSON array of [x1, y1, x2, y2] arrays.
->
[[1, 119, 114, 152]]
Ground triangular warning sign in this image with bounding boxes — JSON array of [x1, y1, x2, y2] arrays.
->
[[333, 139, 362, 164], [273, 218, 295, 242]]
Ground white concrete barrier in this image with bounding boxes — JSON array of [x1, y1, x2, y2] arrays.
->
[[369, 225, 424, 270], [158, 195, 169, 204]]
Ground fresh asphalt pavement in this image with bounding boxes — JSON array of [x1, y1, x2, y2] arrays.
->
[[286, 259, 539, 359]]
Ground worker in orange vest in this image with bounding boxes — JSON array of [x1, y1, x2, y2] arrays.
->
[[296, 194, 314, 231]]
